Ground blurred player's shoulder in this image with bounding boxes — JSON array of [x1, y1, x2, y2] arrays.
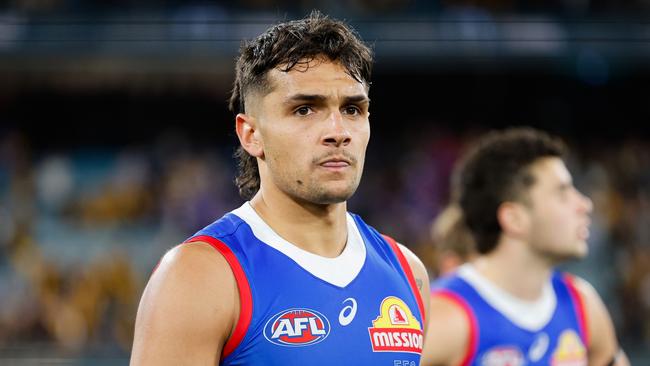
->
[[561, 273, 630, 365], [422, 289, 472, 366]]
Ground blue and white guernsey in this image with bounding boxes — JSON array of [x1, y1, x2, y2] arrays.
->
[[431, 264, 589, 366], [185, 202, 425, 366]]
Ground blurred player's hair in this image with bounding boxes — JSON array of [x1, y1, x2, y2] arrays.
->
[[431, 204, 475, 274], [456, 127, 567, 254]]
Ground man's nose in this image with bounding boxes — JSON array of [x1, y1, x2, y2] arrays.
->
[[322, 110, 351, 147], [578, 190, 593, 214]]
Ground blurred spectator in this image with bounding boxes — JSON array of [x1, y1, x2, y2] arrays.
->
[[430, 203, 476, 276]]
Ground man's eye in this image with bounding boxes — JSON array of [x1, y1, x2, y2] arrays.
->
[[343, 106, 361, 115], [295, 106, 313, 116]]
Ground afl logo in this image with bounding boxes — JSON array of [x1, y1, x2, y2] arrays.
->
[[263, 308, 330, 347]]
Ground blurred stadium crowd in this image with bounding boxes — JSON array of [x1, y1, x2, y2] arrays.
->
[[7, 0, 650, 14], [0, 130, 240, 359], [2, 0, 650, 364]]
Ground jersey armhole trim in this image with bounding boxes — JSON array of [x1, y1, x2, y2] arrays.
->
[[563, 273, 590, 347], [184, 235, 253, 359], [382, 234, 426, 325], [432, 289, 479, 366]]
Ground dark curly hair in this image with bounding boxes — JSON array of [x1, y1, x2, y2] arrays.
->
[[228, 11, 373, 200], [456, 127, 567, 254]]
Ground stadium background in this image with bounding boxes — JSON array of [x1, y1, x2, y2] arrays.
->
[[1, 0, 650, 364]]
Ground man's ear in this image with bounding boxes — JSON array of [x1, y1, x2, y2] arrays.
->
[[497, 201, 530, 238], [235, 113, 264, 158]]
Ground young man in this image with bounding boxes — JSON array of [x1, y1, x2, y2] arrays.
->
[[421, 128, 629, 366], [130, 12, 429, 366]]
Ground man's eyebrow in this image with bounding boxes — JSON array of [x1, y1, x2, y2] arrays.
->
[[283, 94, 327, 104], [282, 94, 370, 104], [343, 95, 370, 104]]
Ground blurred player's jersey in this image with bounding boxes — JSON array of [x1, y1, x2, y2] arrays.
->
[[432, 264, 588, 366], [186, 202, 425, 366]]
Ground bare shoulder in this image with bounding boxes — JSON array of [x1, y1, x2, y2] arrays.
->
[[568, 275, 630, 366], [396, 243, 429, 289], [130, 242, 239, 366], [159, 241, 235, 279], [146, 242, 238, 308], [393, 242, 435, 365], [568, 275, 600, 301], [421, 292, 473, 366]]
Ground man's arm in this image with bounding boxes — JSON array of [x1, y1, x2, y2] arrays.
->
[[397, 243, 475, 366], [420, 293, 471, 366], [572, 276, 630, 366], [396, 243, 470, 366], [130, 242, 239, 366], [397, 243, 431, 334]]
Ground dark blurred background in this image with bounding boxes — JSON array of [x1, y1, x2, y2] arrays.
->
[[1, 0, 650, 364]]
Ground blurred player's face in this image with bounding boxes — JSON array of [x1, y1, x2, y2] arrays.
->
[[252, 59, 370, 204], [524, 157, 593, 262]]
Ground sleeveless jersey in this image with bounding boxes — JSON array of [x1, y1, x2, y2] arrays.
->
[[185, 202, 425, 366], [431, 264, 589, 366]]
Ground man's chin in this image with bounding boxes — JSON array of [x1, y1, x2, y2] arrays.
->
[[310, 184, 358, 205], [574, 240, 590, 258], [312, 191, 355, 205], [553, 248, 588, 263]]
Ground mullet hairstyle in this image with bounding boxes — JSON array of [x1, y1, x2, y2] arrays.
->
[[228, 11, 373, 200]]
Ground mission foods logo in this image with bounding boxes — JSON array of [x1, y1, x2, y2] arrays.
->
[[551, 330, 587, 366], [368, 296, 423, 354], [264, 308, 330, 347]]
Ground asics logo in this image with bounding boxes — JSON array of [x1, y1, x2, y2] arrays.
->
[[338, 298, 357, 326], [528, 332, 549, 362]]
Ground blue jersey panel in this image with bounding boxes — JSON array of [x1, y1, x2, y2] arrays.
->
[[191, 211, 424, 366], [432, 271, 588, 366]]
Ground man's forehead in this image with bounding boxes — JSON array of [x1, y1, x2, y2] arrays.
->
[[273, 57, 345, 74], [530, 157, 571, 186], [267, 60, 366, 92]]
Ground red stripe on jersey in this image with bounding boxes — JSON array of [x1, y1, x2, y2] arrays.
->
[[382, 235, 426, 325], [185, 235, 253, 359], [432, 290, 479, 366], [563, 273, 590, 347]]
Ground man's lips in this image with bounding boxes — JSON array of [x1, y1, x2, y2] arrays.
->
[[314, 151, 356, 172], [317, 156, 353, 173], [321, 160, 351, 167], [578, 219, 591, 240], [318, 155, 353, 166]]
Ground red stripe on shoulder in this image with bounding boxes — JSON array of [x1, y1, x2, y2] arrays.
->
[[184, 235, 252, 359], [382, 234, 426, 325], [563, 273, 590, 347], [432, 289, 479, 366]]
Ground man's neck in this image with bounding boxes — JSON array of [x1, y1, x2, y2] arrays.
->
[[473, 238, 553, 302], [249, 190, 348, 258]]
